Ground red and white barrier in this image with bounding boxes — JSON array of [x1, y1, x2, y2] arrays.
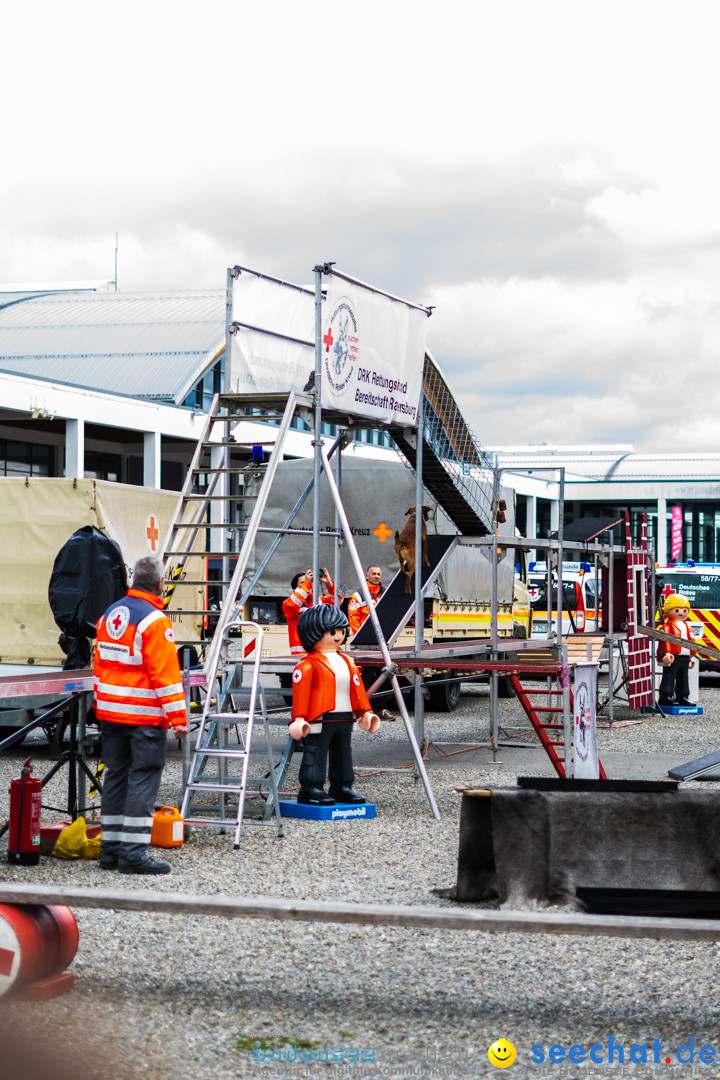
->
[[0, 904, 78, 1000]]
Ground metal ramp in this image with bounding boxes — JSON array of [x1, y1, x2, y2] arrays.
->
[[180, 623, 284, 846], [352, 534, 458, 647], [389, 355, 499, 537]]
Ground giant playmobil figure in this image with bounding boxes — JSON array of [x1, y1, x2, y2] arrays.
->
[[288, 605, 379, 806], [657, 593, 698, 707]]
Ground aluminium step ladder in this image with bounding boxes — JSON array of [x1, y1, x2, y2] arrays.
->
[[507, 673, 607, 779], [160, 390, 315, 655], [180, 623, 284, 846]]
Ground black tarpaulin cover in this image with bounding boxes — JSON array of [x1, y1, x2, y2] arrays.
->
[[48, 526, 128, 669]]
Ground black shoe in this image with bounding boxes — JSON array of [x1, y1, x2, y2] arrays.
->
[[329, 787, 366, 804], [676, 699, 697, 707], [118, 857, 171, 875], [297, 787, 335, 806], [99, 859, 118, 870], [658, 697, 675, 707]]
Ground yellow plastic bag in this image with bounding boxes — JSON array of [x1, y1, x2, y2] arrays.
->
[[52, 817, 101, 860]]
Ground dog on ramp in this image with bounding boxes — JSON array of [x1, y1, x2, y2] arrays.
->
[[394, 506, 432, 594]]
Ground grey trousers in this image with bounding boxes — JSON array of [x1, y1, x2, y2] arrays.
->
[[100, 722, 167, 866]]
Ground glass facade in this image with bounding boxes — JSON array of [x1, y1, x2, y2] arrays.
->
[[0, 439, 54, 477]]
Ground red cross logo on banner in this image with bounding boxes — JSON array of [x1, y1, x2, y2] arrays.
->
[[373, 522, 392, 543], [146, 515, 159, 552], [323, 328, 334, 353], [661, 584, 674, 600]]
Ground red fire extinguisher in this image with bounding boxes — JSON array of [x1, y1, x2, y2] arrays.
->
[[8, 757, 42, 866]]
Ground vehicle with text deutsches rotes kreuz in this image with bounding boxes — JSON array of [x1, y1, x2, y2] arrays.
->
[[655, 564, 720, 670], [528, 561, 599, 639]]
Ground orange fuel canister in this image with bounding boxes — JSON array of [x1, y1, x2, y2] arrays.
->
[[150, 806, 184, 849]]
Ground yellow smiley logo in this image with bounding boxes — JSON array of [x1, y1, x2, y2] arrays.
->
[[488, 1039, 517, 1068]]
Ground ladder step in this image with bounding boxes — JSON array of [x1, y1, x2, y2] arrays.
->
[[186, 782, 247, 793], [170, 579, 233, 586], [192, 748, 249, 758], [534, 707, 563, 713], [539, 723, 565, 730]]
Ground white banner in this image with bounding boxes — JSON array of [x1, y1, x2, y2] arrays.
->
[[227, 267, 428, 427], [228, 272, 314, 396], [320, 275, 427, 427], [573, 663, 599, 779]]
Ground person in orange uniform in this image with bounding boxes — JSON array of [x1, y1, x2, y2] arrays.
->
[[657, 593, 698, 707], [94, 556, 188, 874], [288, 605, 379, 806], [282, 567, 339, 655], [347, 565, 383, 636]]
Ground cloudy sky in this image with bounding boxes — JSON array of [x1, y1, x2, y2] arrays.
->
[[3, 1, 719, 451]]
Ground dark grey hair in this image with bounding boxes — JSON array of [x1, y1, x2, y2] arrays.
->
[[132, 557, 165, 595]]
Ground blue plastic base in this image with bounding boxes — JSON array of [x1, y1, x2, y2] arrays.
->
[[277, 799, 376, 821], [643, 705, 704, 716]]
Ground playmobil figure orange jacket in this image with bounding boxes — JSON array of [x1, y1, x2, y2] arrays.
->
[[94, 588, 187, 729], [291, 650, 371, 725], [657, 619, 698, 658]]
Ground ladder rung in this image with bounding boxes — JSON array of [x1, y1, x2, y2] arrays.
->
[[186, 781, 247, 793], [540, 723, 564, 729], [182, 816, 241, 828], [201, 441, 276, 449], [534, 706, 563, 713], [192, 748, 249, 758], [170, 580, 232, 586]]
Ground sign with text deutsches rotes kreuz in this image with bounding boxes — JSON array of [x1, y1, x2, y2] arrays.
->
[[321, 276, 428, 428]]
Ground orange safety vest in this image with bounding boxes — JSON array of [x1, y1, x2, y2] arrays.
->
[[282, 579, 339, 654], [94, 588, 187, 729], [348, 581, 382, 636]]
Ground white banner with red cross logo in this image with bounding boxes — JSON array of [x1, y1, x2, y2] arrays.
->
[[228, 267, 428, 428], [320, 276, 427, 427]]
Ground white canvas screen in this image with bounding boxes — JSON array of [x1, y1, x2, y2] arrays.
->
[[228, 267, 428, 427], [321, 275, 427, 427], [228, 272, 314, 395]]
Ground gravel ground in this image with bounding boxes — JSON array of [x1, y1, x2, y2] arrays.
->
[[2, 675, 720, 1080]]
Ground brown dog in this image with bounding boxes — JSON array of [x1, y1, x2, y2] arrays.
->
[[394, 506, 432, 594]]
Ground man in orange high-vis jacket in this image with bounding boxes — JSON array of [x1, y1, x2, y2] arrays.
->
[[347, 565, 383, 636], [94, 556, 188, 875], [281, 566, 340, 654]]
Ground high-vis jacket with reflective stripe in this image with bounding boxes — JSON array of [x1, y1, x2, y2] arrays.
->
[[94, 588, 188, 729], [282, 578, 339, 654]]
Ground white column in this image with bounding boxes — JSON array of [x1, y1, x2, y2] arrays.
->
[[656, 497, 667, 567], [65, 419, 84, 478], [525, 495, 537, 566], [143, 431, 161, 488], [550, 499, 560, 533], [210, 443, 227, 554]]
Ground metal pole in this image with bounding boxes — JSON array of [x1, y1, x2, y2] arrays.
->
[[318, 443, 440, 819], [608, 537, 615, 727], [556, 468, 565, 643], [312, 265, 324, 604], [562, 643, 572, 777], [490, 532, 499, 760], [414, 397, 425, 753], [334, 433, 343, 608]]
